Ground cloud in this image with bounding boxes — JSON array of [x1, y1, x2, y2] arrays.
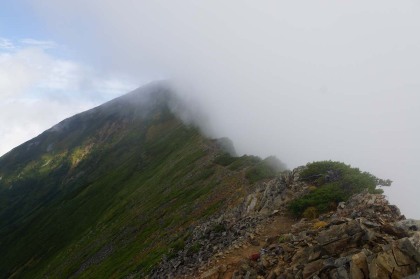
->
[[27, 1, 420, 218], [0, 38, 15, 50], [20, 38, 57, 49], [0, 98, 94, 156], [0, 38, 137, 155]]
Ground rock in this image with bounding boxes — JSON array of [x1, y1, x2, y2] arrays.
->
[[381, 223, 408, 238], [335, 266, 349, 279], [404, 272, 420, 279], [362, 220, 381, 228], [323, 238, 350, 256], [368, 257, 390, 279], [218, 265, 227, 273], [150, 169, 420, 279], [370, 249, 415, 278], [250, 239, 260, 246], [201, 267, 219, 279], [170, 259, 181, 269], [308, 248, 322, 262], [395, 219, 420, 232], [392, 243, 415, 266], [261, 256, 271, 268], [398, 232, 420, 264], [302, 259, 324, 279], [349, 252, 368, 279], [271, 209, 280, 216]]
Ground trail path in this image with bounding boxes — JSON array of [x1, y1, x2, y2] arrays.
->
[[196, 215, 295, 279]]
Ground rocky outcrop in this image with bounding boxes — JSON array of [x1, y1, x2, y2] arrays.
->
[[219, 192, 420, 279], [149, 168, 420, 279], [150, 169, 308, 278]]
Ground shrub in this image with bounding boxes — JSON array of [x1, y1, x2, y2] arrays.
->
[[228, 155, 261, 171], [308, 185, 317, 192], [245, 157, 283, 183], [214, 153, 237, 166], [288, 182, 346, 216], [288, 161, 391, 217], [245, 164, 276, 183], [303, 206, 318, 219], [313, 221, 328, 229]]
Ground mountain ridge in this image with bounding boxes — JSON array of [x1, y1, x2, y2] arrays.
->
[[0, 82, 278, 278], [0, 83, 419, 278]]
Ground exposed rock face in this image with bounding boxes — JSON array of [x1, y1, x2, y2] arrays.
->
[[230, 192, 419, 279], [150, 169, 420, 279]]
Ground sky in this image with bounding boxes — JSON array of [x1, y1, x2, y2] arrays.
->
[[1, 1, 419, 218]]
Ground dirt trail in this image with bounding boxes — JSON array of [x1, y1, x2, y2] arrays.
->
[[197, 215, 295, 279]]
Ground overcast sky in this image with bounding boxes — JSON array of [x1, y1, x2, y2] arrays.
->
[[1, 1, 419, 218]]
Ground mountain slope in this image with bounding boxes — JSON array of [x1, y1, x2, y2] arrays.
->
[[2, 83, 414, 279], [0, 83, 277, 278]]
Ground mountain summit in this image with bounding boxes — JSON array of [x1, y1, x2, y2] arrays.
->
[[0, 83, 419, 279], [0, 82, 279, 278]]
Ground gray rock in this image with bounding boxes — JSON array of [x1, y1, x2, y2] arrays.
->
[[398, 232, 420, 264], [396, 219, 420, 232], [404, 272, 420, 279]]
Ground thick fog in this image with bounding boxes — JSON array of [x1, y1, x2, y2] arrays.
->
[[31, 1, 420, 218]]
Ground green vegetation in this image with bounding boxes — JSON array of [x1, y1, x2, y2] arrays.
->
[[245, 156, 286, 183], [188, 243, 202, 255], [214, 153, 284, 183], [214, 153, 237, 166], [0, 91, 257, 278], [278, 234, 291, 243], [245, 162, 275, 183], [302, 206, 318, 219], [288, 161, 390, 217]]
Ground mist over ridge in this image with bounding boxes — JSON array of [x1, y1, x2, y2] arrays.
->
[[28, 1, 420, 218]]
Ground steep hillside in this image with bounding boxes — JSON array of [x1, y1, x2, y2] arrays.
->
[[150, 166, 420, 279], [0, 83, 282, 278], [2, 83, 418, 279]]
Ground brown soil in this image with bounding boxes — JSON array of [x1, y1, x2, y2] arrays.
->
[[195, 215, 295, 279]]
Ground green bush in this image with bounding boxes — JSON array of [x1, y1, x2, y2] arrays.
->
[[244, 156, 286, 183], [245, 162, 277, 183], [214, 153, 237, 166], [288, 161, 391, 217], [228, 155, 261, 171]]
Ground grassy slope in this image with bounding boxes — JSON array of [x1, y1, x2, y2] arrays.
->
[[0, 90, 264, 278]]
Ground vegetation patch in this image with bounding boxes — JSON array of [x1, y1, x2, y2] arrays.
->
[[278, 234, 291, 243], [288, 161, 391, 217], [313, 221, 328, 229], [214, 153, 237, 166], [228, 155, 261, 171]]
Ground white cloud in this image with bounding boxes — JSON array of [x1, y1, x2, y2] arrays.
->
[[0, 98, 94, 155], [0, 38, 137, 156], [0, 38, 15, 50], [0, 48, 42, 97], [20, 38, 57, 49]]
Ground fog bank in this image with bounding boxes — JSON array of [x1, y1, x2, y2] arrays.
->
[[31, 1, 420, 217]]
